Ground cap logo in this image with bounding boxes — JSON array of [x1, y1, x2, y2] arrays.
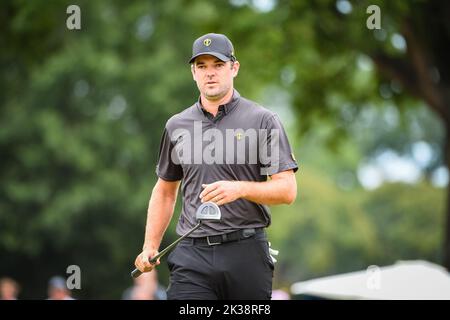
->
[[203, 38, 212, 46]]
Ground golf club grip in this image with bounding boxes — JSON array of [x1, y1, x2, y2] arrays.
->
[[131, 268, 142, 278], [130, 222, 202, 278]]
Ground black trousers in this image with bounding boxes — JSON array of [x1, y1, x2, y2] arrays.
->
[[166, 230, 274, 300]]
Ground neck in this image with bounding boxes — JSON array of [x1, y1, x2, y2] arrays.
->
[[201, 89, 234, 116]]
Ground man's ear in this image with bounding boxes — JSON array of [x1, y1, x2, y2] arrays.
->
[[191, 64, 196, 80], [232, 61, 240, 78]]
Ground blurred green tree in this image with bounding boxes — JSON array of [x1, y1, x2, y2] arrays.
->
[[267, 0, 450, 268], [0, 0, 196, 298], [269, 165, 444, 286]]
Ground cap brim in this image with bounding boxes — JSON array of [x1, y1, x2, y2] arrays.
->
[[188, 52, 231, 64]]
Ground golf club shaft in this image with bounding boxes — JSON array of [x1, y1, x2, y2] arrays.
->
[[131, 222, 202, 278]]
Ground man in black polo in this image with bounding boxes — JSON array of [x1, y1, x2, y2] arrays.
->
[[134, 33, 298, 300]]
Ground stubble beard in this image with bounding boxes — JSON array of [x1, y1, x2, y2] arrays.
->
[[202, 83, 231, 101]]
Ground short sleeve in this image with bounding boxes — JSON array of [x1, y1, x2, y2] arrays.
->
[[155, 127, 183, 181], [259, 114, 299, 176]]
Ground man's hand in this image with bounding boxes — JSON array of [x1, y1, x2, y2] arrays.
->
[[200, 181, 242, 206], [134, 248, 161, 273]]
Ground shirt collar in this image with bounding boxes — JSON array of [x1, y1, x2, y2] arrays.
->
[[197, 89, 241, 117]]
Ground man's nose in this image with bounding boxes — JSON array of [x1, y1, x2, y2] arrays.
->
[[206, 69, 216, 78]]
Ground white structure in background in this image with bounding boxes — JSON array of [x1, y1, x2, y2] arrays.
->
[[291, 260, 450, 300]]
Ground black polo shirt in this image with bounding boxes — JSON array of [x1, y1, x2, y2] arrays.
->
[[156, 90, 298, 237]]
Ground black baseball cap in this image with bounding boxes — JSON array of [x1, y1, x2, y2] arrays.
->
[[189, 33, 236, 64]]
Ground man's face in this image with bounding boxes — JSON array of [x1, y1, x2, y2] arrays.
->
[[191, 55, 239, 101], [49, 287, 69, 300], [1, 282, 17, 299]]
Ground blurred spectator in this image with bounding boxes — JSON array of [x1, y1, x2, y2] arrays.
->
[[271, 288, 291, 300], [122, 270, 166, 300], [47, 276, 74, 300], [0, 277, 20, 300]]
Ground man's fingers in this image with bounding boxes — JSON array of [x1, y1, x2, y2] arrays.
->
[[135, 254, 148, 272], [211, 193, 226, 205], [201, 188, 221, 202], [135, 251, 160, 273], [153, 258, 161, 266], [200, 183, 218, 199], [142, 254, 151, 268], [136, 254, 151, 272], [215, 197, 228, 206]]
